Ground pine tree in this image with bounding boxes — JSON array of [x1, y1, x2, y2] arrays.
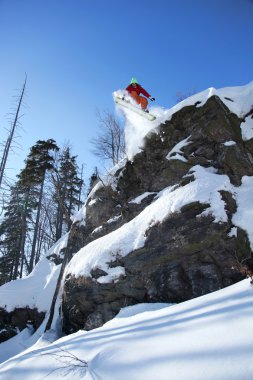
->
[[0, 181, 32, 284], [19, 139, 59, 273], [44, 147, 84, 332], [52, 147, 84, 240]]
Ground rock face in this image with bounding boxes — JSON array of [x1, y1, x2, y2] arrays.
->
[[62, 95, 253, 333], [0, 307, 45, 343]]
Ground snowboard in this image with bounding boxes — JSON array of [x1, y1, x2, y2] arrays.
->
[[114, 95, 156, 121]]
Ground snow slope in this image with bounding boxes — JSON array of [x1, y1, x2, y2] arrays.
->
[[0, 236, 68, 362], [0, 258, 60, 313], [0, 279, 252, 380], [0, 233, 68, 312]]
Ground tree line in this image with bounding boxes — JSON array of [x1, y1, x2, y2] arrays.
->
[[0, 139, 84, 284], [0, 79, 126, 286]]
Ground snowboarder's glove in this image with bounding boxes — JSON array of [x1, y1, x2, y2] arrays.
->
[[149, 97, 155, 101]]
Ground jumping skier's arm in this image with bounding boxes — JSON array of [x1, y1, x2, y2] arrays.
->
[[138, 84, 155, 101], [138, 84, 151, 98]]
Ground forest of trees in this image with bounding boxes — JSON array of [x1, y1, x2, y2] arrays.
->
[[0, 139, 84, 284], [0, 80, 125, 286]]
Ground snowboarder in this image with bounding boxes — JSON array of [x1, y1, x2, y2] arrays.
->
[[125, 78, 155, 111]]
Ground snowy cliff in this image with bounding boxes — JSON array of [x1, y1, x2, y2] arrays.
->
[[0, 82, 253, 379], [62, 82, 253, 333]]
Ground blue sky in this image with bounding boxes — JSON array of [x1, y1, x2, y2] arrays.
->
[[0, 0, 253, 185]]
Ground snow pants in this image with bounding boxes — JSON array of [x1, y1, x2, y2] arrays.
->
[[129, 91, 148, 110]]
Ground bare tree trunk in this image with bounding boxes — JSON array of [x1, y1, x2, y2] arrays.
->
[[0, 76, 27, 188], [20, 190, 29, 278], [78, 164, 84, 211], [45, 200, 57, 239], [51, 172, 72, 238], [55, 206, 64, 241], [67, 186, 74, 231], [35, 222, 43, 265], [28, 172, 45, 273], [19, 211, 27, 278], [13, 238, 21, 279]]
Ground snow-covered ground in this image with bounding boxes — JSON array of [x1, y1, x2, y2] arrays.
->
[[0, 258, 60, 313], [0, 233, 68, 312], [0, 236, 68, 362], [0, 279, 252, 379], [1, 82, 253, 378]]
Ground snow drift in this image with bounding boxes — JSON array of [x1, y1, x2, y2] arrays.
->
[[0, 279, 252, 379]]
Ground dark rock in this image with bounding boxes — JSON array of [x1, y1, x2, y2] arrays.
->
[[60, 95, 253, 333], [219, 190, 237, 222], [244, 257, 253, 277], [47, 251, 65, 265], [91, 268, 108, 279], [0, 307, 45, 343], [62, 203, 250, 333]]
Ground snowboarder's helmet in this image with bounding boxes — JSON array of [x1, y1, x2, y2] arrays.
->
[[130, 77, 138, 84]]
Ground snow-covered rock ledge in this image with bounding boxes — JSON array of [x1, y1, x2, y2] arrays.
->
[[60, 89, 253, 333]]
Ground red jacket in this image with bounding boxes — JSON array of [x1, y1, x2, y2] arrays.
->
[[126, 83, 151, 98]]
